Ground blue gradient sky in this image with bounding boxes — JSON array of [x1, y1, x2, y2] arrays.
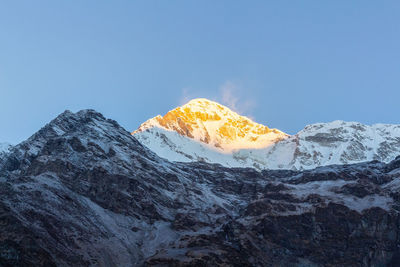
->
[[1, 1, 399, 144]]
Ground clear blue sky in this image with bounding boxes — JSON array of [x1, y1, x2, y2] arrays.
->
[[1, 1, 399, 144]]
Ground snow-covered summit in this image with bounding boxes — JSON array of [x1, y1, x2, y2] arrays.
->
[[133, 99, 400, 170], [134, 98, 288, 152]]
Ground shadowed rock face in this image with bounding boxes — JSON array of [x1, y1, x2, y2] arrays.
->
[[0, 110, 399, 266]]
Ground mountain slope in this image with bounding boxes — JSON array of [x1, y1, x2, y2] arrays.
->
[[0, 109, 400, 266], [134, 99, 400, 170]]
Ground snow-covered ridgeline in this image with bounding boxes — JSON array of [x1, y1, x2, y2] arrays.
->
[[134, 113, 400, 170]]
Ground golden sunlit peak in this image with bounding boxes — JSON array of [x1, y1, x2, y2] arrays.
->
[[183, 98, 226, 109], [185, 98, 217, 105], [180, 98, 254, 123], [133, 98, 288, 151]]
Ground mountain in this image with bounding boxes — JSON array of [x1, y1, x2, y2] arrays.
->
[[134, 98, 287, 151], [1, 109, 399, 266], [134, 99, 400, 170]]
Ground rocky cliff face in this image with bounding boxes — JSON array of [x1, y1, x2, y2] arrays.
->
[[134, 99, 400, 171], [0, 110, 399, 266]]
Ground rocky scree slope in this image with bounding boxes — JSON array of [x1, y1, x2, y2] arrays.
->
[[134, 99, 400, 171], [0, 110, 399, 266]]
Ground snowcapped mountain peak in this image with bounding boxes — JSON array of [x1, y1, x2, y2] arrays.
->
[[134, 98, 288, 152], [133, 99, 400, 170]]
